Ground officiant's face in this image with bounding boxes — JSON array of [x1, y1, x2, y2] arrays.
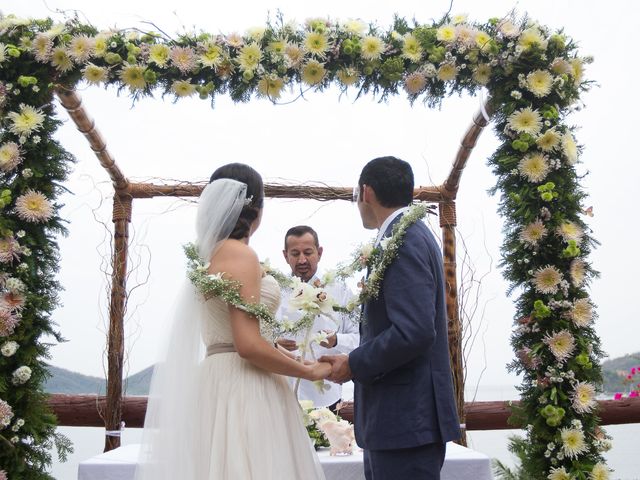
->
[[283, 233, 323, 282]]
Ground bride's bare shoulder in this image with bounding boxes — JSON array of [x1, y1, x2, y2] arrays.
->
[[210, 240, 259, 272]]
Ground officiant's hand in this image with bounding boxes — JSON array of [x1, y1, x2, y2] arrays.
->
[[276, 338, 298, 351], [319, 330, 337, 348], [319, 354, 352, 384]]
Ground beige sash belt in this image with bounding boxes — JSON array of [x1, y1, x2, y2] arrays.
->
[[206, 343, 236, 356]]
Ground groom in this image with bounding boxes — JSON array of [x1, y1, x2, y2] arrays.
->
[[321, 156, 460, 479]]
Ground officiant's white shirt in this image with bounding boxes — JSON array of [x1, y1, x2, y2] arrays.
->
[[277, 274, 359, 407]]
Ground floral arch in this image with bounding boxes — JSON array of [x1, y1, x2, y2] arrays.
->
[[0, 11, 609, 479]]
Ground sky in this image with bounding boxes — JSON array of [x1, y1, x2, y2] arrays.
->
[[4, 0, 639, 392]]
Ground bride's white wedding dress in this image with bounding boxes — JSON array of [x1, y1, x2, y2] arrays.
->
[[192, 275, 326, 479]]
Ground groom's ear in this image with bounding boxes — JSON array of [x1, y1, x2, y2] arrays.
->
[[362, 184, 375, 204]]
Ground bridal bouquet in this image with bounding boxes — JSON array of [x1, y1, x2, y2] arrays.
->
[[299, 400, 337, 448]]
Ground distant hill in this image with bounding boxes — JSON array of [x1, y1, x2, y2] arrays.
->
[[46, 352, 640, 396], [601, 352, 640, 394], [44, 364, 154, 396]]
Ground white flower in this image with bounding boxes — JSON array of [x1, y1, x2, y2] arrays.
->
[[7, 104, 45, 138], [562, 132, 578, 164], [556, 221, 584, 244], [5, 277, 26, 294], [560, 426, 588, 459], [288, 279, 336, 315], [507, 107, 543, 135], [572, 381, 597, 413], [544, 330, 576, 363], [570, 298, 593, 327], [12, 365, 32, 385], [299, 399, 314, 411], [589, 463, 611, 480], [547, 467, 572, 480], [533, 265, 562, 294], [1, 341, 19, 357], [518, 153, 550, 183]]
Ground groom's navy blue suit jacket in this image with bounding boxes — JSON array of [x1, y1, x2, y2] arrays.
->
[[348, 217, 460, 450]]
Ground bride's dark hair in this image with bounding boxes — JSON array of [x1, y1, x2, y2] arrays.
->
[[209, 163, 264, 239]]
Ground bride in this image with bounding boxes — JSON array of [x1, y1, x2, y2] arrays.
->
[[135, 163, 330, 480]]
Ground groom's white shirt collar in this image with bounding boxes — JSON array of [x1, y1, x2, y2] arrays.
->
[[375, 206, 410, 246]]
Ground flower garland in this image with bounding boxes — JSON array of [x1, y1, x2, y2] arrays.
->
[[185, 243, 322, 338], [332, 203, 432, 309], [0, 10, 606, 479]]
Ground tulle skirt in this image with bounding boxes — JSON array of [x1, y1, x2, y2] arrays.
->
[[192, 352, 326, 480]]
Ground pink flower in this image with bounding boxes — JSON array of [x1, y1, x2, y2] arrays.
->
[[0, 309, 20, 337], [632, 367, 637, 375], [613, 393, 623, 400], [630, 391, 639, 398]]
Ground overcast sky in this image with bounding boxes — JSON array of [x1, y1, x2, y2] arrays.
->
[[4, 0, 638, 391]]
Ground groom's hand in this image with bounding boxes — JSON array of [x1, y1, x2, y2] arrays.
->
[[319, 354, 352, 384]]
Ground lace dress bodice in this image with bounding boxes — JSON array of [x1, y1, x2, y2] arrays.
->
[[200, 275, 281, 346]]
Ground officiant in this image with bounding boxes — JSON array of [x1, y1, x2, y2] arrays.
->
[[276, 225, 359, 412]]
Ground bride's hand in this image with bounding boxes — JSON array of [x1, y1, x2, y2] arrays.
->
[[305, 361, 332, 381]]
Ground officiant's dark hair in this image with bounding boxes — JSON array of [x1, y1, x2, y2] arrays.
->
[[209, 163, 264, 239], [284, 225, 320, 250], [358, 156, 414, 208]]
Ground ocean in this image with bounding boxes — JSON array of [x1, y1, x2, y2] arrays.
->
[[49, 385, 639, 479]]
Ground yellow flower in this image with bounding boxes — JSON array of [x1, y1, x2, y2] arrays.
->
[[361, 35, 384, 60], [93, 35, 108, 57], [507, 107, 543, 135], [246, 26, 266, 41], [570, 258, 586, 287], [570, 298, 593, 327], [451, 14, 468, 25], [14, 190, 54, 223], [119, 64, 147, 91], [51, 47, 73, 72], [149, 44, 171, 66], [562, 132, 578, 164], [267, 40, 287, 56], [519, 219, 547, 246], [200, 43, 224, 68], [0, 142, 22, 172], [404, 72, 426, 95], [257, 75, 285, 99], [472, 64, 491, 85], [301, 60, 326, 85], [547, 467, 572, 480], [401, 34, 423, 62], [572, 381, 597, 414], [68, 34, 95, 63], [342, 19, 366, 35], [304, 31, 330, 58], [83, 63, 108, 85], [337, 68, 359, 87], [560, 427, 588, 459], [171, 80, 196, 97], [7, 104, 45, 137], [536, 128, 561, 152], [237, 42, 262, 72], [32, 33, 53, 62], [589, 463, 611, 480], [533, 265, 562, 295], [436, 24, 456, 43], [526, 70, 553, 97], [519, 27, 548, 50], [437, 63, 457, 81], [570, 58, 584, 84], [475, 30, 491, 50], [544, 329, 576, 362], [557, 221, 583, 243]]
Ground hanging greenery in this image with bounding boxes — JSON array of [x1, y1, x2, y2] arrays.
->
[[0, 10, 607, 479]]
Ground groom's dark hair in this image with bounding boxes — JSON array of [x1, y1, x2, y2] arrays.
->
[[358, 156, 414, 208], [209, 163, 264, 239]]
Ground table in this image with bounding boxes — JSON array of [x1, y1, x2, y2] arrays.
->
[[78, 442, 492, 480]]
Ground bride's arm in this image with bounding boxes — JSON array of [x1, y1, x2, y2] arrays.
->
[[210, 241, 330, 381]]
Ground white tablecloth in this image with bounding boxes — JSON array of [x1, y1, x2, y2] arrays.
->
[[78, 442, 492, 480]]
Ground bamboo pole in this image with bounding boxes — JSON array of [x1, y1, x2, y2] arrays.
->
[[103, 194, 132, 451], [128, 182, 446, 202], [54, 87, 129, 193], [439, 201, 466, 445]]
